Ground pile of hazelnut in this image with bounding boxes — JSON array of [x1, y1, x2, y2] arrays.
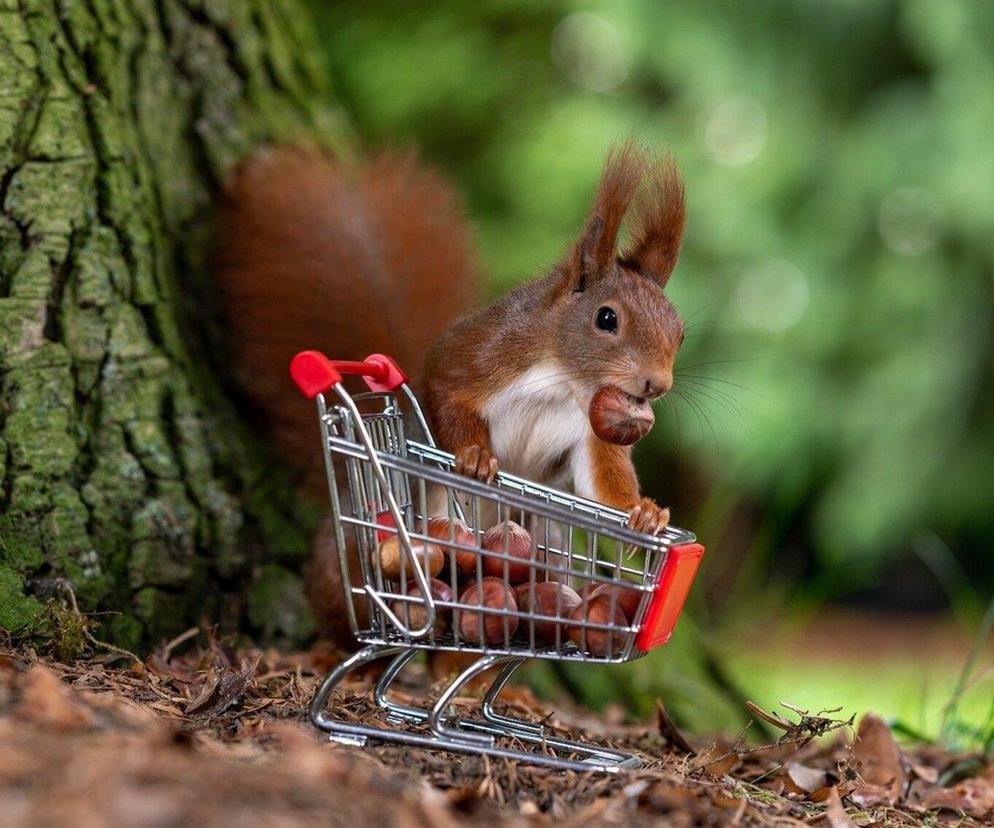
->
[[377, 517, 640, 656]]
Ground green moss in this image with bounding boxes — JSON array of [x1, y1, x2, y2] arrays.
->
[[132, 586, 191, 644], [202, 481, 245, 577], [3, 160, 93, 238], [127, 490, 198, 587], [0, 565, 45, 633], [31, 96, 89, 160], [43, 485, 92, 560], [248, 564, 315, 643], [0, 511, 46, 572], [81, 437, 148, 526], [73, 227, 128, 304], [45, 600, 90, 661], [3, 351, 78, 481], [102, 612, 143, 654], [7, 247, 54, 303], [128, 540, 195, 589], [248, 475, 318, 566]]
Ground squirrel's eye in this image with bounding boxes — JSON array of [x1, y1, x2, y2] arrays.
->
[[595, 306, 618, 333]]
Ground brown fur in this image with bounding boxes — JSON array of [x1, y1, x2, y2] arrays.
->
[[214, 146, 481, 639], [587, 436, 640, 510], [618, 155, 686, 286], [215, 146, 480, 483], [574, 142, 646, 283]]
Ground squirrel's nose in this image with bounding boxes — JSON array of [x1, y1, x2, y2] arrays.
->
[[643, 371, 673, 399]]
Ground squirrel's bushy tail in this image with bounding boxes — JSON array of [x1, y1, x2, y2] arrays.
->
[[214, 147, 481, 643], [214, 146, 481, 483]]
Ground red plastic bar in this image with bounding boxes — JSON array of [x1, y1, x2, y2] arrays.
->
[[354, 354, 408, 393], [290, 351, 341, 398], [635, 543, 705, 651], [290, 351, 408, 397]]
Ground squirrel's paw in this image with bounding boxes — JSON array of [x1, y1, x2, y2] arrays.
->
[[627, 497, 671, 536], [453, 445, 499, 484]]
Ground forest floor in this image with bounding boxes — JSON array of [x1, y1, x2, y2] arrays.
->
[[1, 635, 992, 827]]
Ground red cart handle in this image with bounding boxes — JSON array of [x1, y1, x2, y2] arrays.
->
[[290, 351, 408, 398]]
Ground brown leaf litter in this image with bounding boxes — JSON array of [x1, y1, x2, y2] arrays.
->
[[0, 642, 991, 827]]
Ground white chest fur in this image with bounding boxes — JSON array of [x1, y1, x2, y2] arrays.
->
[[481, 361, 591, 488]]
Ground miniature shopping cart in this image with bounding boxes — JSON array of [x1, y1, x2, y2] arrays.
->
[[291, 350, 705, 772]]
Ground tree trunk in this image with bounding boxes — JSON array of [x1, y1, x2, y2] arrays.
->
[[0, 0, 345, 651]]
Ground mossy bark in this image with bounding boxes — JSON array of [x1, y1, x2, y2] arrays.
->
[[0, 0, 346, 650]]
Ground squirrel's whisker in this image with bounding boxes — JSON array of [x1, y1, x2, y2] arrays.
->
[[676, 377, 753, 416], [681, 297, 735, 325], [671, 387, 719, 448], [677, 372, 769, 401], [661, 394, 682, 446], [677, 355, 762, 372], [675, 381, 750, 434]]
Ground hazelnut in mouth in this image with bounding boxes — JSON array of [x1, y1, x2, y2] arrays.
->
[[588, 385, 655, 445]]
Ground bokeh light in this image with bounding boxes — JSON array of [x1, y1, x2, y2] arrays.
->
[[702, 96, 768, 167], [735, 259, 809, 332], [878, 186, 943, 256], [551, 13, 631, 93]]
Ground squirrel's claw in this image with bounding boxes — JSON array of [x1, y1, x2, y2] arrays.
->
[[627, 497, 670, 536], [453, 445, 499, 484]]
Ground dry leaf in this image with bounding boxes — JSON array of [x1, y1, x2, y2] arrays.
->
[[184, 668, 222, 714], [690, 744, 740, 777], [188, 654, 261, 720], [810, 785, 838, 803], [919, 770, 994, 820], [641, 782, 700, 812], [825, 786, 858, 828], [783, 761, 826, 794], [853, 713, 906, 804], [706, 752, 739, 778], [850, 782, 894, 807], [145, 654, 198, 682], [908, 760, 939, 784], [206, 627, 237, 670], [656, 699, 695, 755]]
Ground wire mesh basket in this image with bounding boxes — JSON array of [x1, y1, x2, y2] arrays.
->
[[291, 350, 705, 772]]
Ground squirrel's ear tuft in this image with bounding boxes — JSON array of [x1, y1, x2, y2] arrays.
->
[[572, 142, 645, 291], [618, 156, 685, 288]]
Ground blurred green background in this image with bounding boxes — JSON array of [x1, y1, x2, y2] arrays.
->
[[307, 0, 994, 743]]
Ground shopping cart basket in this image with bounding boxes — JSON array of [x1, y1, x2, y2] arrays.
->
[[291, 350, 705, 772]]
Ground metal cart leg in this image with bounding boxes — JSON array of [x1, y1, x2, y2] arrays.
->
[[461, 657, 643, 770], [428, 653, 514, 744], [310, 643, 405, 745], [374, 650, 426, 723], [308, 645, 641, 772], [479, 657, 543, 735]]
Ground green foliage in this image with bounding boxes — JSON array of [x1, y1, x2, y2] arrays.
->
[[312, 0, 994, 598], [0, 565, 45, 633]]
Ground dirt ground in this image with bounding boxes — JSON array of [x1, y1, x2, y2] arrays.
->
[[1, 635, 991, 827]]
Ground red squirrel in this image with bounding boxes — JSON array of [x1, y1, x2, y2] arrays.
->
[[214, 142, 685, 641], [424, 143, 684, 535]]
